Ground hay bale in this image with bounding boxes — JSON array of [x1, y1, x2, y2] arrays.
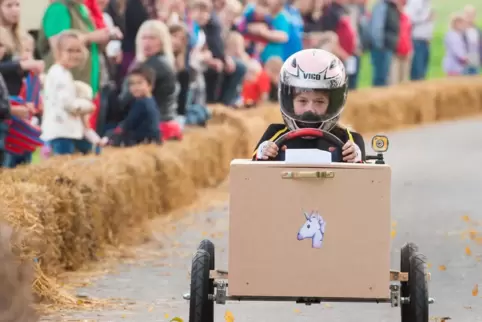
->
[[0, 221, 38, 322]]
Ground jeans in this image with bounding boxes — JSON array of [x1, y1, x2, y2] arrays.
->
[[204, 58, 247, 106], [220, 57, 247, 106], [2, 151, 32, 168], [410, 40, 430, 81], [464, 66, 480, 75], [50, 138, 93, 156], [371, 48, 393, 87]]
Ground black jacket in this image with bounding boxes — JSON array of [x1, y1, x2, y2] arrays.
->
[[0, 55, 25, 96], [122, 0, 149, 53], [203, 12, 226, 61], [383, 0, 401, 52], [251, 123, 366, 161], [0, 74, 11, 120]]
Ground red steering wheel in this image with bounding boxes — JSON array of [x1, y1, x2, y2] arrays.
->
[[273, 128, 345, 162]]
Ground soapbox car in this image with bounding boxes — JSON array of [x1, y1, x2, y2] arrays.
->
[[183, 128, 434, 322]]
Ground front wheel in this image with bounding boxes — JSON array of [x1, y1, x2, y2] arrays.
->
[[402, 252, 429, 322], [189, 249, 213, 322]]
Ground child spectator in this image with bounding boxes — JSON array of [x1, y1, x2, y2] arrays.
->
[[169, 22, 190, 127], [2, 33, 43, 168], [170, 22, 211, 127], [110, 65, 161, 146], [235, 0, 273, 59], [258, 0, 290, 64], [225, 31, 251, 64], [463, 5, 481, 75], [263, 55, 282, 102], [443, 13, 469, 76], [241, 59, 271, 107], [41, 30, 107, 156]]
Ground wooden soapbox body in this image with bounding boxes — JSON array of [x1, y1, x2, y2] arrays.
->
[[228, 160, 392, 300]]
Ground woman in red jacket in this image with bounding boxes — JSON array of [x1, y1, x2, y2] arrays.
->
[[389, 0, 413, 85]]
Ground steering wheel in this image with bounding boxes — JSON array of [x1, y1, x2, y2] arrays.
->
[[273, 128, 345, 162]]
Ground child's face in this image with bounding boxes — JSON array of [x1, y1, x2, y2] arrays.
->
[[21, 40, 34, 60], [293, 90, 330, 119], [190, 4, 212, 26], [171, 30, 187, 53], [129, 74, 152, 98], [454, 18, 467, 31], [58, 37, 85, 69], [265, 0, 282, 12], [254, 2, 270, 15]]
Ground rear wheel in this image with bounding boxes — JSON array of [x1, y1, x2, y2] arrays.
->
[[189, 250, 212, 322], [198, 240, 215, 319], [400, 242, 419, 320]]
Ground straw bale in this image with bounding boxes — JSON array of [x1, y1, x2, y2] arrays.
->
[[0, 220, 38, 321]]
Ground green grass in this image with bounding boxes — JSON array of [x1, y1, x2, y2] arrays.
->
[[357, 0, 482, 88]]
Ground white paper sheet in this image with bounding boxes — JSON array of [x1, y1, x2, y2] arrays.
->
[[345, 56, 357, 75], [285, 149, 332, 164]]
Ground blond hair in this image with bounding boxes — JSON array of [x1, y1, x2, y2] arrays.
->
[[225, 0, 242, 16], [136, 19, 175, 67], [449, 12, 466, 29], [55, 29, 89, 68], [0, 26, 15, 55]]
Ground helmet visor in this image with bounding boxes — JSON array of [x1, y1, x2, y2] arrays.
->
[[280, 83, 347, 124]]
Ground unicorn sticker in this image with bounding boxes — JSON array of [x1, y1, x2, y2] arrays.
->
[[297, 211, 326, 249]]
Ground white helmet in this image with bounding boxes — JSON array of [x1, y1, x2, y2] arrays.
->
[[278, 49, 348, 131]]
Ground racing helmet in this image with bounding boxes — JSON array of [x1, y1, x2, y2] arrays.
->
[[278, 49, 348, 131]]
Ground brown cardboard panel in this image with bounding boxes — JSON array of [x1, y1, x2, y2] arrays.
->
[[229, 160, 391, 299]]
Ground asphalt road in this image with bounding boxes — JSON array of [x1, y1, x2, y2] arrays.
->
[[42, 118, 482, 322]]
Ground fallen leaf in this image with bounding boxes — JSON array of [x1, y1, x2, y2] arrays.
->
[[170, 318, 184, 322], [391, 221, 397, 228], [427, 262, 432, 269], [462, 215, 470, 222], [202, 232, 208, 237], [472, 284, 478, 297], [438, 265, 447, 271], [469, 230, 478, 240], [391, 229, 397, 239], [225, 310, 235, 322], [324, 303, 333, 308], [293, 308, 301, 314], [465, 246, 472, 256], [148, 306, 153, 312]]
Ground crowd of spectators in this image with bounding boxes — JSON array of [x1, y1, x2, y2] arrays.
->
[[0, 0, 480, 169]]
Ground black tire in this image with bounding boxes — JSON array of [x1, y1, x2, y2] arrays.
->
[[198, 239, 215, 269], [404, 252, 429, 322], [197, 240, 215, 320], [189, 250, 212, 322], [400, 242, 419, 320]]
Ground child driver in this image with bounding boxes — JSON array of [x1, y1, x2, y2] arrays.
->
[[253, 49, 365, 162]]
